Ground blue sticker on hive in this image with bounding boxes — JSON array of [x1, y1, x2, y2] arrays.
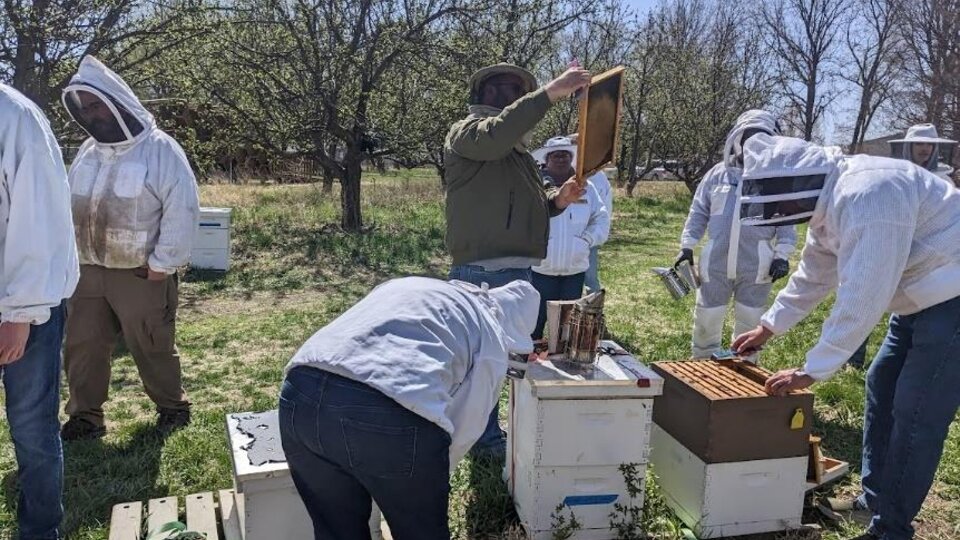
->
[[562, 494, 618, 506]]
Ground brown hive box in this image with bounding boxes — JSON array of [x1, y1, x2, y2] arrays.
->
[[651, 360, 814, 463]]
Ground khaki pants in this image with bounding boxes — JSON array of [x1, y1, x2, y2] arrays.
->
[[65, 265, 189, 426]]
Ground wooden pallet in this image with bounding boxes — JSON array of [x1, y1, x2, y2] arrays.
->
[[108, 489, 241, 540], [109, 490, 395, 540]]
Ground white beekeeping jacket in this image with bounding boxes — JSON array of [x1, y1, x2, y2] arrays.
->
[[63, 56, 199, 273], [285, 277, 540, 468], [0, 85, 79, 324], [742, 135, 960, 380]]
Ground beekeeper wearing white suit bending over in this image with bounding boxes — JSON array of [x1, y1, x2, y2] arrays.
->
[[59, 56, 199, 441], [676, 110, 796, 360], [733, 135, 960, 540], [280, 277, 539, 540]]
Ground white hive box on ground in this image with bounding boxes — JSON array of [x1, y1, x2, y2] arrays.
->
[[226, 411, 385, 540], [650, 424, 806, 539], [192, 207, 232, 270], [506, 341, 663, 540]]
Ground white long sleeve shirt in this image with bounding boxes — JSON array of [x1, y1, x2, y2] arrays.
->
[[748, 142, 960, 380], [533, 175, 610, 276], [0, 85, 79, 324], [65, 56, 199, 273], [285, 277, 539, 467]]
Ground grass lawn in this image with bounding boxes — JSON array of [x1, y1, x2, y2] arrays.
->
[[0, 173, 957, 539]]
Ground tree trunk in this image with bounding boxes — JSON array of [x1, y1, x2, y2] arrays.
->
[[321, 170, 335, 194], [340, 151, 363, 231]]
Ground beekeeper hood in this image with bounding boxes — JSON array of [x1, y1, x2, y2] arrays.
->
[[740, 134, 838, 226], [723, 109, 781, 168], [889, 123, 956, 173], [62, 56, 156, 146], [455, 279, 540, 355]]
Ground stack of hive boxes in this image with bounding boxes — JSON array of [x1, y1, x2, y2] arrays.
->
[[191, 207, 232, 271], [649, 360, 814, 539], [506, 342, 663, 540]]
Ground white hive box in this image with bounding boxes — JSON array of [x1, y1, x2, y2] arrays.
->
[[506, 342, 663, 539], [192, 207, 232, 270], [649, 424, 806, 539], [226, 411, 383, 540]]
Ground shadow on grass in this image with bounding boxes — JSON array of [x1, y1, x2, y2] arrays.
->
[[54, 425, 168, 536]]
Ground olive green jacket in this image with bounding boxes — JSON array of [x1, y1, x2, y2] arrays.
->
[[444, 89, 563, 265]]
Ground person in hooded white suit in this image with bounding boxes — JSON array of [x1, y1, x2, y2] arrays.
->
[[888, 123, 957, 183], [677, 110, 796, 360], [280, 277, 539, 540], [733, 135, 960, 540], [59, 56, 200, 441]]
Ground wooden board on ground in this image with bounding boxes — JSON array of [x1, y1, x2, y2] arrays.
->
[[219, 489, 243, 540], [110, 490, 394, 540], [185, 492, 219, 540], [108, 501, 141, 540], [147, 496, 179, 535]]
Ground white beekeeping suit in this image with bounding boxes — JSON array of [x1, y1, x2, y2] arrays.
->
[[285, 277, 540, 468], [739, 134, 960, 379], [888, 123, 957, 183], [677, 110, 797, 359], [62, 56, 199, 272], [0, 85, 79, 323]]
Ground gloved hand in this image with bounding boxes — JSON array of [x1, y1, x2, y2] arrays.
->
[[769, 258, 790, 281], [674, 248, 694, 268]]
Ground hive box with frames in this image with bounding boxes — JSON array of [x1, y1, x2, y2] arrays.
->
[[575, 66, 626, 186]]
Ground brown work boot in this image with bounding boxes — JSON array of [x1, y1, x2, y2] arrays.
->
[[157, 408, 191, 437], [61, 417, 106, 441]]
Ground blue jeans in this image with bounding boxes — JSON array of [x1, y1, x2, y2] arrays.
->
[[859, 295, 960, 540], [2, 303, 66, 540], [448, 264, 532, 454], [531, 272, 586, 340], [584, 246, 601, 293], [279, 367, 451, 540]]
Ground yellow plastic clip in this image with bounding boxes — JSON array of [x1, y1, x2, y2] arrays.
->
[[790, 408, 805, 430]]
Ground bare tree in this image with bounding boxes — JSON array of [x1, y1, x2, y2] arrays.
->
[[843, 0, 903, 152], [199, 0, 465, 231], [896, 0, 960, 138], [761, 0, 849, 141], [0, 0, 207, 110], [619, 0, 771, 194]]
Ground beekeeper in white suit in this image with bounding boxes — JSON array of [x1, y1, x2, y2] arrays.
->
[[733, 135, 960, 540], [59, 56, 199, 441], [676, 110, 796, 360], [279, 277, 539, 540], [889, 123, 956, 182]]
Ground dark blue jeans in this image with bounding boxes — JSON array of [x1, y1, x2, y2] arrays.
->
[[279, 367, 451, 540], [584, 246, 601, 294], [859, 295, 960, 540], [447, 264, 532, 455], [2, 303, 66, 540], [531, 272, 586, 340], [848, 338, 869, 368]]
